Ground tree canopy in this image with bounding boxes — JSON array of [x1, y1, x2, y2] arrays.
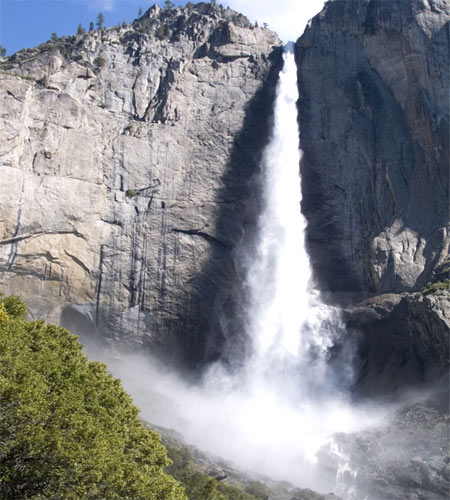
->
[[0, 296, 186, 500]]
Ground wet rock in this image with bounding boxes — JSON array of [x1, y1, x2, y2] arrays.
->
[[323, 403, 450, 500]]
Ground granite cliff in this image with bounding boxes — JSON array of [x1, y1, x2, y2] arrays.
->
[[296, 0, 449, 399], [0, 3, 281, 363], [0, 2, 449, 498], [296, 0, 449, 295], [0, 0, 448, 398]]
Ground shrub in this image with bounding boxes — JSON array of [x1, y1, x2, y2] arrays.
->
[[165, 443, 265, 500], [93, 56, 106, 68], [0, 294, 27, 319], [36, 74, 49, 87], [421, 279, 450, 295]]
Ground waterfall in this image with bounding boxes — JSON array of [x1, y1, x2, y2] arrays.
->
[[109, 44, 385, 494], [206, 44, 352, 409], [241, 43, 343, 400], [193, 45, 366, 483]]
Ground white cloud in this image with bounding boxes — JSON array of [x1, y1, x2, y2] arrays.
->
[[221, 0, 326, 42], [89, 0, 117, 12]]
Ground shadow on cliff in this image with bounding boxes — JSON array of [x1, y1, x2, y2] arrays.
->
[[154, 46, 284, 372]]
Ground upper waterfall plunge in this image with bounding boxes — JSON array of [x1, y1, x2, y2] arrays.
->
[[240, 44, 343, 399], [105, 45, 386, 494]]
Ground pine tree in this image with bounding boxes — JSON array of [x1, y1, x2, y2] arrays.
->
[[50, 32, 58, 42], [138, 6, 143, 17], [89, 21, 94, 32], [0, 45, 6, 57], [96, 12, 105, 30], [77, 23, 85, 35]]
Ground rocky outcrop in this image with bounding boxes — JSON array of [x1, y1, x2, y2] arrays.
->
[[343, 289, 450, 399], [296, 0, 449, 295], [0, 3, 282, 363]]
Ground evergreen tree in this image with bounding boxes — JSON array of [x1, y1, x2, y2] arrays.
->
[[50, 32, 58, 41], [0, 45, 6, 57], [0, 296, 186, 500], [77, 23, 86, 35], [138, 6, 143, 17], [96, 12, 105, 30], [164, 0, 175, 10], [89, 21, 94, 32]]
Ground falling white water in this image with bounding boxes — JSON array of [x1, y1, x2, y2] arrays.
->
[[242, 43, 338, 400], [98, 44, 386, 495]]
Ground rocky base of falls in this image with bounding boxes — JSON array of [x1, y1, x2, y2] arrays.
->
[[319, 403, 450, 500], [153, 424, 343, 500], [152, 400, 449, 500]]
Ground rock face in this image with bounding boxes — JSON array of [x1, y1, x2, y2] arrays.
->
[[319, 403, 450, 500], [296, 0, 449, 295], [343, 290, 450, 399], [296, 0, 449, 400], [0, 3, 282, 363]]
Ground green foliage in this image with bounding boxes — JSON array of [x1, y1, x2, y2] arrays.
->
[[93, 56, 106, 68], [0, 295, 27, 319], [36, 74, 49, 87], [126, 188, 138, 198], [89, 21, 95, 32], [421, 279, 450, 295], [77, 23, 86, 35], [0, 297, 186, 500], [164, 0, 175, 10], [165, 444, 266, 500], [242, 483, 270, 500], [50, 32, 58, 42], [0, 70, 37, 82], [138, 6, 143, 17], [0, 45, 6, 57], [97, 12, 105, 30], [156, 23, 167, 39]]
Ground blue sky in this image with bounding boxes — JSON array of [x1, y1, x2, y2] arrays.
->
[[0, 0, 325, 55]]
